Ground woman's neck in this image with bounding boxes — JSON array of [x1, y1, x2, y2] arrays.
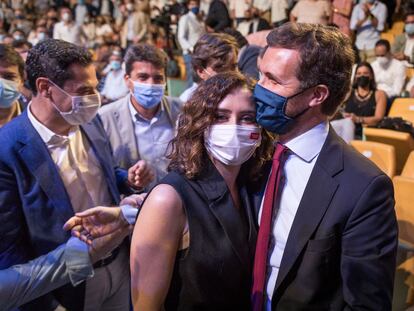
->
[[211, 158, 240, 190]]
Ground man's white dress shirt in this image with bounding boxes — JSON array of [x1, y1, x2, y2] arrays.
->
[[258, 122, 329, 310]]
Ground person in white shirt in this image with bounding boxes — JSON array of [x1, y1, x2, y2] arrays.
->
[[177, 0, 205, 87], [229, 0, 251, 25], [28, 24, 49, 46], [252, 0, 271, 23], [53, 7, 86, 45], [271, 0, 289, 27], [101, 51, 129, 104], [371, 39, 406, 99], [350, 0, 387, 62], [392, 11, 414, 65]]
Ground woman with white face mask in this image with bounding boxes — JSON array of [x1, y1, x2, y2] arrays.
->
[[130, 72, 273, 310]]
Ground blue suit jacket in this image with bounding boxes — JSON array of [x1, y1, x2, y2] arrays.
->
[[0, 111, 128, 310]]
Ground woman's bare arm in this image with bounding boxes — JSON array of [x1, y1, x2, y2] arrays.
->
[[130, 184, 186, 311]]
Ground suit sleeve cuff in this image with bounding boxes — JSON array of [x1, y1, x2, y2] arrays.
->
[[64, 237, 94, 286]]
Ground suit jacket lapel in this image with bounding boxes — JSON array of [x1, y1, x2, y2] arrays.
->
[[115, 95, 139, 166], [273, 128, 344, 294], [81, 120, 120, 204], [17, 112, 74, 222]]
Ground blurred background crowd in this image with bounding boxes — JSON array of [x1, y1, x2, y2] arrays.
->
[[3, 0, 414, 139]]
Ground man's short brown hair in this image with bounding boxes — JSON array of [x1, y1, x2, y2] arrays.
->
[[191, 33, 239, 73], [266, 23, 355, 116], [124, 44, 167, 76]]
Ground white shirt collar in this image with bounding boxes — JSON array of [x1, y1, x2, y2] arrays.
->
[[27, 102, 78, 145], [284, 121, 329, 163]]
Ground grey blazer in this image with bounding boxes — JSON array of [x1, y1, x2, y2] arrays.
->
[[98, 94, 182, 170]]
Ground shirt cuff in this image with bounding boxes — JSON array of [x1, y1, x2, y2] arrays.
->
[[120, 204, 138, 225], [64, 237, 94, 286]]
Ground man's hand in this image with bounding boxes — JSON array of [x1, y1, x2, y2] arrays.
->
[[63, 206, 130, 244], [127, 160, 155, 189]]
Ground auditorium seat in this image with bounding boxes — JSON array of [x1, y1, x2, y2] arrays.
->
[[389, 98, 414, 124], [350, 140, 396, 177], [363, 127, 414, 174], [393, 151, 414, 248]]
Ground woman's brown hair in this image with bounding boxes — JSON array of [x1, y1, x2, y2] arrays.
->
[[167, 71, 274, 181]]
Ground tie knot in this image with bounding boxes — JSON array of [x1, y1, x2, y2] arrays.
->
[[273, 143, 288, 161]]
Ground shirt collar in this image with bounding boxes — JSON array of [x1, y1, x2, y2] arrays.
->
[[284, 121, 329, 163], [27, 102, 78, 145]]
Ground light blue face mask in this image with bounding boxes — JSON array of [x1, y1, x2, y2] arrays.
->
[[110, 60, 121, 71], [0, 78, 20, 108], [131, 80, 165, 109], [406, 23, 414, 35]]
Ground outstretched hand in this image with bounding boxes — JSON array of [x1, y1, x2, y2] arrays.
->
[[63, 206, 130, 245]]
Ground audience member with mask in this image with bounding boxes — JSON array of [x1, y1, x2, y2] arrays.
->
[[371, 39, 406, 101], [99, 44, 182, 190], [0, 44, 25, 127], [130, 71, 273, 310], [100, 50, 129, 104], [392, 11, 414, 65]]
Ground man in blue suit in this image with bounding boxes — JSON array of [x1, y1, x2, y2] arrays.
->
[[0, 39, 144, 311]]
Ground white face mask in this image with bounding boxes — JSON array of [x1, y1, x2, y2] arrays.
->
[[376, 56, 390, 67], [204, 124, 262, 166], [62, 12, 71, 22], [49, 80, 101, 125]]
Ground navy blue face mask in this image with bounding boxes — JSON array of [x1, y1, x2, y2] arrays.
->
[[253, 83, 312, 134]]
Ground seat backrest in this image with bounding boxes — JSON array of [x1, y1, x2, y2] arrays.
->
[[388, 98, 414, 124], [393, 176, 414, 247], [402, 151, 414, 178], [350, 140, 396, 177], [380, 32, 395, 45], [363, 127, 414, 174]]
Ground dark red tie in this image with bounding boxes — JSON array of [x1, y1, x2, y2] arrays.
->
[[252, 143, 288, 311]]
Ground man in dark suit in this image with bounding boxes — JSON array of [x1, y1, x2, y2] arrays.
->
[[0, 39, 148, 311], [251, 23, 398, 310]]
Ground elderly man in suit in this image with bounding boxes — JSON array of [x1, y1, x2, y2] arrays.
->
[[251, 23, 398, 310], [99, 44, 182, 190], [0, 39, 147, 311]]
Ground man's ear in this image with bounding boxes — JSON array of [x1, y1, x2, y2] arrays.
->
[[124, 74, 133, 90], [309, 84, 329, 107], [196, 67, 208, 81], [36, 77, 50, 98]]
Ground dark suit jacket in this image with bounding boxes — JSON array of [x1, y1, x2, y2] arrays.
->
[[251, 127, 398, 310], [238, 44, 262, 80], [0, 111, 128, 310]]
